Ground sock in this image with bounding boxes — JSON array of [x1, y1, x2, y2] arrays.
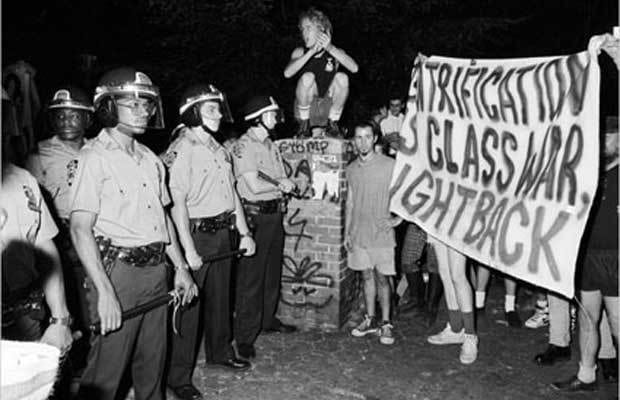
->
[[475, 291, 486, 308], [577, 362, 597, 384], [505, 294, 516, 312], [448, 309, 464, 332], [462, 312, 475, 334], [536, 299, 548, 308], [298, 105, 310, 120], [328, 109, 342, 121]]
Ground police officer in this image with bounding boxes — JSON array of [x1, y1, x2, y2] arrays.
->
[[231, 96, 297, 360], [26, 85, 94, 336], [163, 84, 255, 400], [69, 67, 197, 400]]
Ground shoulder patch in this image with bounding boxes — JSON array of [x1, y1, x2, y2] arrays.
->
[[231, 141, 245, 159], [22, 185, 41, 213], [162, 150, 178, 168]]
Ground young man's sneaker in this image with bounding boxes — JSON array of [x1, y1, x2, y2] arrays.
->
[[351, 315, 379, 337], [525, 305, 549, 329], [427, 323, 465, 345], [379, 321, 395, 345], [459, 334, 479, 364]]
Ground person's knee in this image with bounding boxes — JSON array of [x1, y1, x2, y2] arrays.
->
[[362, 269, 374, 281], [299, 72, 316, 89], [334, 72, 349, 88], [375, 272, 390, 288]]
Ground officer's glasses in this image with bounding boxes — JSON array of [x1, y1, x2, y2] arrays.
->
[[117, 98, 157, 116]]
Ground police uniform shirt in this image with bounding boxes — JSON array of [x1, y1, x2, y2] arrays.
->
[[163, 126, 236, 218], [26, 136, 86, 220], [1, 164, 59, 270], [231, 130, 285, 202], [69, 130, 170, 247]]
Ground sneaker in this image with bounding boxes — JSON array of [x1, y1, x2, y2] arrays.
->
[[379, 322, 395, 345], [296, 119, 310, 138], [459, 334, 479, 364], [525, 305, 549, 329], [351, 315, 379, 337], [505, 311, 522, 328], [427, 323, 465, 345], [325, 119, 342, 138]]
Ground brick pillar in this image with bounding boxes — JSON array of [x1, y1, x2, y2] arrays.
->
[[275, 138, 359, 331]]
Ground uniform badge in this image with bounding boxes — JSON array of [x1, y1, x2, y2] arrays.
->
[[162, 150, 178, 167], [23, 185, 41, 213], [232, 142, 245, 159], [66, 159, 78, 186]]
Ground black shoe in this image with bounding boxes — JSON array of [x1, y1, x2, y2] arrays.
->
[[238, 343, 256, 359], [551, 375, 597, 392], [534, 344, 571, 366], [169, 384, 203, 400], [599, 358, 618, 382], [296, 119, 310, 138], [264, 322, 297, 334], [325, 119, 342, 138], [505, 311, 522, 328], [210, 358, 251, 371]]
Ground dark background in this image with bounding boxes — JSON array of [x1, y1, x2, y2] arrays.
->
[[3, 0, 618, 145]]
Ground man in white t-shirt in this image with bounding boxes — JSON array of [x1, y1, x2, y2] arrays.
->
[[379, 97, 404, 155]]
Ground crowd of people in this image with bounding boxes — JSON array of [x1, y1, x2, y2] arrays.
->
[[1, 6, 619, 400]]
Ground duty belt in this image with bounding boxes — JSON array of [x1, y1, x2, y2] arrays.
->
[[190, 210, 235, 234], [241, 198, 285, 215], [95, 236, 166, 273]]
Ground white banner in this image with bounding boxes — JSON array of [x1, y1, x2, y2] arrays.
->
[[389, 50, 601, 298]]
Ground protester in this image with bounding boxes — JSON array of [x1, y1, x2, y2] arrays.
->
[[398, 223, 443, 328], [231, 95, 297, 360], [69, 67, 197, 400], [380, 97, 404, 156], [163, 84, 256, 400], [346, 121, 401, 345], [551, 34, 619, 392], [473, 265, 521, 328], [427, 240, 478, 364], [284, 7, 358, 138]]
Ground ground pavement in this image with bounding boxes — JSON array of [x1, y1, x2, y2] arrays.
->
[[176, 282, 618, 400]]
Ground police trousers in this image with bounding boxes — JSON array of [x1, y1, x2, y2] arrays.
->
[[78, 259, 168, 400], [234, 212, 284, 345], [167, 228, 233, 387]]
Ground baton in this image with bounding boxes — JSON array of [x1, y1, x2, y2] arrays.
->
[[89, 290, 179, 335], [201, 249, 247, 264], [257, 170, 301, 198]]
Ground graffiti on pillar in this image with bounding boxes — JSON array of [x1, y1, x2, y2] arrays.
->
[[284, 208, 313, 252], [281, 255, 333, 308], [283, 158, 313, 199], [283, 157, 340, 203]]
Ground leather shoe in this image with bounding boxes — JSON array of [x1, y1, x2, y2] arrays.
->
[[169, 384, 203, 400], [211, 358, 251, 371], [534, 344, 570, 365], [551, 375, 597, 392], [264, 322, 297, 334], [599, 358, 618, 382], [238, 343, 256, 359]]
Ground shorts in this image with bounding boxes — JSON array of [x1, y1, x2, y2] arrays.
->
[[580, 249, 618, 296], [348, 246, 395, 276]]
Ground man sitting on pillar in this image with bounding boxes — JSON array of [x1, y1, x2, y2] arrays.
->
[[284, 7, 358, 138]]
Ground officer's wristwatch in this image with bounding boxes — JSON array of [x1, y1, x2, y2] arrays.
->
[[49, 315, 73, 327]]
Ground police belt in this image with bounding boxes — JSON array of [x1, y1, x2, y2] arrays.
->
[[190, 210, 235, 233], [241, 198, 284, 215], [95, 236, 166, 269]]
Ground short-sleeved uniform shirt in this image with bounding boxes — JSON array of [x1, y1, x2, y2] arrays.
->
[[231, 130, 286, 202], [346, 153, 396, 249], [26, 135, 85, 220], [1, 164, 59, 272], [69, 130, 170, 247], [162, 126, 236, 218]]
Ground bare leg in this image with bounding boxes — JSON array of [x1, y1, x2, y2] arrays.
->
[[375, 270, 391, 321], [578, 290, 603, 383], [362, 269, 376, 317], [296, 72, 317, 119], [327, 72, 349, 121]]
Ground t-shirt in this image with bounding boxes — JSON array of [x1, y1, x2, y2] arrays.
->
[[346, 153, 396, 248]]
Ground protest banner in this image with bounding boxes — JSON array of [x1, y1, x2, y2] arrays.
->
[[389, 49, 601, 298]]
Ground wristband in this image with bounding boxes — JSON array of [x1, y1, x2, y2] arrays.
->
[[49, 315, 73, 327]]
